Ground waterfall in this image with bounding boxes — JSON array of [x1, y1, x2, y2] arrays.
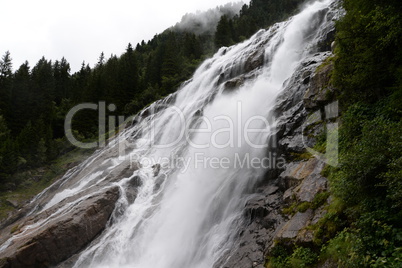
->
[[0, 0, 340, 267]]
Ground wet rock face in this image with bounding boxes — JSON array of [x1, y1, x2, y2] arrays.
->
[[0, 131, 141, 267], [244, 50, 265, 73], [216, 179, 284, 268], [278, 210, 314, 239], [303, 60, 335, 110], [273, 52, 332, 156], [0, 187, 119, 268], [281, 158, 327, 203], [224, 77, 245, 91], [217, 158, 330, 267], [217, 51, 334, 267]]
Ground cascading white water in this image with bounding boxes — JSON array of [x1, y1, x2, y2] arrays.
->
[[0, 0, 338, 266], [73, 1, 336, 267]]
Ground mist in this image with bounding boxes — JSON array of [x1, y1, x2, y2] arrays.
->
[[172, 2, 245, 35]]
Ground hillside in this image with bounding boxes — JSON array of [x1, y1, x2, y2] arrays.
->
[[0, 0, 304, 186], [0, 0, 401, 267]]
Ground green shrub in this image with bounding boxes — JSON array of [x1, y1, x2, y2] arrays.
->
[[267, 246, 318, 268], [296, 202, 310, 213], [311, 192, 330, 210], [321, 229, 361, 267], [288, 247, 318, 267]]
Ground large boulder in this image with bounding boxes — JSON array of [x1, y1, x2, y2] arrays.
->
[[244, 50, 265, 73], [0, 187, 119, 268], [277, 210, 314, 239], [281, 158, 327, 203]]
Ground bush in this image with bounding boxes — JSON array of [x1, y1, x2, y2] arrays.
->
[[288, 247, 318, 267], [267, 245, 318, 268]]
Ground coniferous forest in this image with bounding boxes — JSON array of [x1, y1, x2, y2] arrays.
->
[[0, 0, 303, 186], [0, 0, 401, 266]]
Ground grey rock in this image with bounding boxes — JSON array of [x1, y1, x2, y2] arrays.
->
[[280, 158, 328, 203], [152, 163, 161, 177], [0, 187, 119, 268], [220, 51, 335, 266], [278, 210, 314, 239], [303, 60, 335, 110], [5, 199, 19, 209], [125, 175, 142, 204], [224, 77, 245, 92], [244, 50, 265, 73]]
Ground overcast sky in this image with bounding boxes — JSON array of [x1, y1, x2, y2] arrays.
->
[[2, 0, 250, 73]]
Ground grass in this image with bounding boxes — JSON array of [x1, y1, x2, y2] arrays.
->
[[282, 191, 330, 216], [315, 55, 335, 74], [0, 147, 94, 223], [289, 151, 314, 161], [266, 243, 319, 268], [306, 196, 346, 246]]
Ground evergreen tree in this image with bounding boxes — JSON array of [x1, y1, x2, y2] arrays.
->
[[118, 43, 139, 113], [0, 115, 12, 179], [53, 57, 71, 104], [97, 52, 105, 67], [71, 62, 91, 102], [0, 51, 13, 123], [31, 57, 56, 119], [183, 33, 202, 60], [0, 138, 18, 182], [215, 15, 234, 48], [160, 32, 182, 93], [9, 61, 31, 134]]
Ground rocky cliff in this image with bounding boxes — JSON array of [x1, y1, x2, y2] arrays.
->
[[215, 51, 338, 268], [0, 187, 119, 267], [0, 150, 141, 267], [0, 5, 339, 266]]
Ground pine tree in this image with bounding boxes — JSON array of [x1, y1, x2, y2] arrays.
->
[[31, 57, 56, 117], [117, 43, 139, 113], [0, 138, 18, 181], [53, 57, 71, 104], [96, 52, 105, 67], [9, 61, 31, 134], [0, 51, 12, 77], [215, 15, 234, 48], [0, 51, 13, 123]]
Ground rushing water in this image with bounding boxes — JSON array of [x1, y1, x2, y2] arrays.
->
[[0, 0, 339, 267]]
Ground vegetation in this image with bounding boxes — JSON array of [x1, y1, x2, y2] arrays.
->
[[1, 0, 401, 266], [0, 147, 94, 221], [321, 0, 402, 266], [267, 244, 318, 268], [269, 0, 402, 266], [282, 192, 330, 216]]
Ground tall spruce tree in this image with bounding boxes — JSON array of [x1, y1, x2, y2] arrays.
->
[[0, 51, 13, 123]]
